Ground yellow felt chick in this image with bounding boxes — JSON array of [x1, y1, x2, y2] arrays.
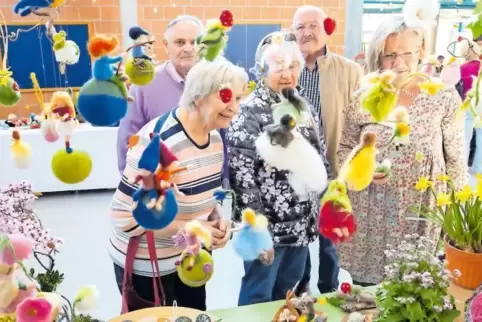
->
[[320, 179, 352, 212], [360, 71, 397, 122], [10, 130, 32, 169], [338, 132, 377, 191]]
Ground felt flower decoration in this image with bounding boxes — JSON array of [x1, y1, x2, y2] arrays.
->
[[0, 234, 33, 266], [403, 0, 440, 28], [249, 62, 269, 80], [16, 297, 53, 322], [323, 17, 337, 35], [73, 285, 99, 313], [418, 80, 444, 96], [359, 71, 397, 122], [219, 84, 233, 103]]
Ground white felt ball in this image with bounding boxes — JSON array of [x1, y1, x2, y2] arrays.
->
[[403, 0, 440, 28], [55, 40, 80, 65]]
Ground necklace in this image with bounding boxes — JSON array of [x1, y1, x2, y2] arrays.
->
[[399, 88, 415, 99]]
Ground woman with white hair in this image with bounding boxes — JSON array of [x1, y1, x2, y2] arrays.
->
[[337, 16, 466, 285], [227, 31, 330, 305], [459, 36, 482, 172], [109, 58, 248, 310]]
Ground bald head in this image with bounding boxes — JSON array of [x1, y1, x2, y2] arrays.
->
[[292, 6, 328, 57]]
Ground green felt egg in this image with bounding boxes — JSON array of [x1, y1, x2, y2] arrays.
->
[[0, 77, 21, 107], [51, 149, 92, 184], [125, 58, 156, 86], [176, 250, 213, 287]]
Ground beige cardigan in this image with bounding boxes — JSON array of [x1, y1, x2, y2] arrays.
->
[[317, 53, 363, 176]]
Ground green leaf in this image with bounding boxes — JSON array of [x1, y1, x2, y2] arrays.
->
[[439, 309, 460, 322], [468, 19, 482, 41]]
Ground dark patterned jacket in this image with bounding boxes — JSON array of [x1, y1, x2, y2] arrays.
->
[[226, 82, 330, 247]]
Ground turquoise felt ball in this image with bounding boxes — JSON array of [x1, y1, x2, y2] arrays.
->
[[0, 77, 21, 107], [77, 79, 128, 126], [132, 189, 178, 230]]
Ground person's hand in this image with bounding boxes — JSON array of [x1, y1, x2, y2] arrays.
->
[[259, 248, 275, 265], [212, 218, 231, 250], [372, 172, 390, 185], [200, 220, 224, 247]]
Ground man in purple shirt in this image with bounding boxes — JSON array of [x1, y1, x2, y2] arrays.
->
[[117, 15, 203, 173]]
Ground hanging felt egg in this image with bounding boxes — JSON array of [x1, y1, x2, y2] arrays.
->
[[232, 209, 273, 261], [132, 189, 178, 230], [77, 78, 128, 126], [318, 200, 356, 243], [125, 58, 156, 86], [176, 249, 214, 287], [10, 130, 32, 169], [440, 59, 461, 86], [51, 148, 92, 184], [41, 119, 59, 143], [0, 75, 21, 107]]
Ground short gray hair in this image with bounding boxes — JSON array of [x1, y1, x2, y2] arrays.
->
[[180, 58, 249, 110], [367, 15, 424, 72], [164, 15, 203, 39]]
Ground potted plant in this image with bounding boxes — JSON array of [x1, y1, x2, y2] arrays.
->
[[413, 175, 482, 289], [376, 234, 461, 322]]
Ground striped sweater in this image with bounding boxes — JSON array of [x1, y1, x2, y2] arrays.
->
[[108, 108, 223, 277]]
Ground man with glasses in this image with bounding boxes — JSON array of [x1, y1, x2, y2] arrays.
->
[[292, 5, 363, 296]]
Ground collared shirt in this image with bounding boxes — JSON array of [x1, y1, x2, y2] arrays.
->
[[165, 61, 185, 85], [299, 61, 321, 125]]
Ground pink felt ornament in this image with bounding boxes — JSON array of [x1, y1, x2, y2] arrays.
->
[[41, 119, 59, 143], [0, 234, 33, 266], [16, 297, 52, 322], [440, 61, 461, 86]]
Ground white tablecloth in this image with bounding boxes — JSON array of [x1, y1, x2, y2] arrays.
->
[[0, 124, 120, 193]]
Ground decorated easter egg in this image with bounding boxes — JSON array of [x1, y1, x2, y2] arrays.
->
[[0, 77, 21, 107], [51, 149, 92, 184], [177, 249, 213, 287], [132, 189, 178, 230], [54, 40, 80, 65], [77, 79, 127, 126], [125, 58, 156, 86]]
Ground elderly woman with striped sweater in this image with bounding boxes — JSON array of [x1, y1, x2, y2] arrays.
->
[[108, 58, 248, 310]]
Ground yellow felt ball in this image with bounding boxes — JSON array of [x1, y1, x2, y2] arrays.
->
[[51, 149, 92, 184], [176, 250, 213, 287], [125, 58, 156, 86]]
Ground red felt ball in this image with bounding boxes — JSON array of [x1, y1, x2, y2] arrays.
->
[[323, 17, 336, 36], [318, 201, 356, 243], [457, 36, 463, 42], [220, 10, 234, 28], [340, 282, 352, 294], [219, 88, 232, 103]]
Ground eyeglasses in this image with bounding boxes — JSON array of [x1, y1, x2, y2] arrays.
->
[[447, 37, 480, 58], [293, 23, 320, 33], [261, 33, 297, 46], [380, 51, 419, 64]]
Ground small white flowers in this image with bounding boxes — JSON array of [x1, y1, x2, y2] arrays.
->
[[73, 285, 100, 313]]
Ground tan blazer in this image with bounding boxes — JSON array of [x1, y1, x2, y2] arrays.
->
[[318, 53, 363, 176]]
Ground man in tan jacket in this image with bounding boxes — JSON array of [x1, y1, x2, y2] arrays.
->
[[293, 5, 363, 295]]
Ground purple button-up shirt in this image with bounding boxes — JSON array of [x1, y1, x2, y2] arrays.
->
[[116, 62, 184, 173]]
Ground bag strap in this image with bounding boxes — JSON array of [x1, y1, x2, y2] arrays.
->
[[121, 235, 142, 314], [153, 109, 172, 134], [146, 231, 166, 306]]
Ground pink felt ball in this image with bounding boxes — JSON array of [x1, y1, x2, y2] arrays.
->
[[1, 234, 33, 265]]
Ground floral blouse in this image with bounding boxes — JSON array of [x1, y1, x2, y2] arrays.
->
[[226, 81, 329, 247]]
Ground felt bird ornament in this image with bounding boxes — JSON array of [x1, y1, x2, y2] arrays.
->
[[10, 130, 32, 169], [0, 13, 21, 107], [272, 87, 311, 126], [232, 208, 273, 261], [338, 132, 377, 192], [52, 30, 80, 74], [196, 10, 234, 61], [255, 114, 328, 200], [174, 220, 214, 287], [319, 180, 356, 243], [359, 71, 397, 123], [403, 0, 440, 28]]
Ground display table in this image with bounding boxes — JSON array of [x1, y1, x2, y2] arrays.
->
[[0, 124, 120, 193], [107, 284, 473, 322]]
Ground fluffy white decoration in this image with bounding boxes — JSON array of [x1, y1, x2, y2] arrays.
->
[[56, 119, 77, 137], [403, 0, 440, 28], [54, 40, 80, 65], [255, 131, 328, 200]]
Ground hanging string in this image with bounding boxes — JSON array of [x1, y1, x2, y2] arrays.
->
[[0, 10, 9, 70], [37, 26, 49, 89]]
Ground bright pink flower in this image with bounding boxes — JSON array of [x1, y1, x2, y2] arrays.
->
[[0, 234, 33, 265], [16, 298, 52, 322]]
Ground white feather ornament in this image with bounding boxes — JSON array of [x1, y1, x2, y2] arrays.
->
[[403, 0, 440, 28]]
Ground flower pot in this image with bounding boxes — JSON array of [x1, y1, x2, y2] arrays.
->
[[445, 235, 482, 290]]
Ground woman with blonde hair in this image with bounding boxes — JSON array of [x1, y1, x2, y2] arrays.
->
[[337, 16, 466, 286]]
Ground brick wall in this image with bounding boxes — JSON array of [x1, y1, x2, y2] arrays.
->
[[0, 0, 346, 118]]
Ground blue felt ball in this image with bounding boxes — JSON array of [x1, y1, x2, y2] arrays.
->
[[77, 79, 128, 126], [232, 227, 274, 261], [132, 189, 179, 230]]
